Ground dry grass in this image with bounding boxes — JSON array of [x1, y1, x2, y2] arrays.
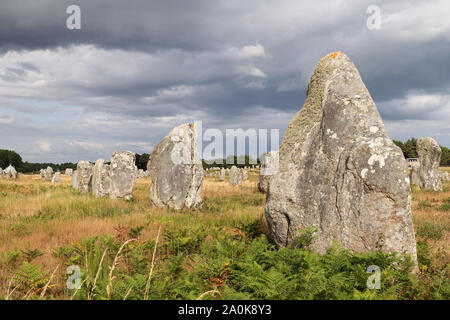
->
[[0, 168, 448, 298]]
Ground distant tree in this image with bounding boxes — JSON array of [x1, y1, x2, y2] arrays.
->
[[135, 153, 150, 170], [0, 149, 24, 171]]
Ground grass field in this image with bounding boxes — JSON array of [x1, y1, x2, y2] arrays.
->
[[0, 169, 448, 300]]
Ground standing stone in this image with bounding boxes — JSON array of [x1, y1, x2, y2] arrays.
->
[[241, 168, 248, 180], [147, 123, 204, 209], [229, 166, 242, 186], [51, 172, 61, 183], [441, 171, 450, 182], [417, 137, 443, 191], [410, 165, 421, 186], [265, 52, 417, 265], [76, 161, 93, 194], [110, 151, 137, 200], [72, 170, 78, 189], [43, 166, 53, 181], [40, 169, 45, 178], [258, 151, 279, 193], [4, 165, 17, 179], [219, 168, 226, 181], [65, 168, 73, 176], [91, 159, 112, 198]]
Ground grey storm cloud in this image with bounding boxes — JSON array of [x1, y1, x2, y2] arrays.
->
[[0, 0, 449, 163]]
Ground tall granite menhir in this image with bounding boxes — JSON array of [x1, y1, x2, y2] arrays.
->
[[265, 52, 417, 265], [147, 123, 204, 210]]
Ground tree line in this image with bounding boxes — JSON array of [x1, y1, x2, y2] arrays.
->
[[1, 140, 448, 173], [0, 150, 152, 173]]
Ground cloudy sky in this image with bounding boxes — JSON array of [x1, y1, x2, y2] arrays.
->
[[0, 0, 449, 163]]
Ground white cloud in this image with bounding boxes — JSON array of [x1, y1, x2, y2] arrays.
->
[[227, 43, 267, 59], [0, 114, 14, 124], [70, 140, 104, 151], [237, 65, 267, 78], [37, 140, 51, 152]]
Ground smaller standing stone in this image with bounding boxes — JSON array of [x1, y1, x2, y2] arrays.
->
[[410, 166, 420, 186], [76, 161, 94, 194], [241, 168, 248, 180], [219, 168, 225, 181], [4, 165, 17, 179], [417, 137, 443, 191], [440, 171, 450, 182], [52, 172, 61, 183], [43, 166, 53, 181], [72, 170, 78, 189], [92, 159, 112, 198], [65, 168, 73, 176], [229, 166, 242, 186], [258, 151, 279, 193], [110, 151, 137, 200]]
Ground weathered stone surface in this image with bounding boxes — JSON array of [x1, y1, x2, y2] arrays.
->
[[410, 166, 421, 186], [76, 161, 93, 194], [265, 52, 417, 264], [258, 151, 279, 193], [92, 159, 112, 198], [72, 170, 78, 189], [110, 151, 137, 200], [219, 168, 226, 181], [43, 166, 53, 181], [229, 166, 242, 186], [52, 172, 61, 183], [417, 137, 443, 191], [40, 168, 45, 178], [147, 123, 204, 209], [65, 168, 73, 176]]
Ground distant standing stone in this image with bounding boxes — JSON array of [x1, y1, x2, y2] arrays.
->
[[110, 151, 138, 200], [43, 166, 53, 181], [409, 165, 420, 186], [440, 171, 450, 182], [219, 168, 226, 181], [258, 151, 279, 193], [4, 165, 17, 179], [417, 137, 443, 191], [65, 168, 73, 176], [229, 166, 242, 186], [147, 123, 204, 209], [52, 172, 61, 183], [76, 161, 93, 194], [72, 170, 78, 189], [91, 159, 112, 198], [241, 168, 248, 180]]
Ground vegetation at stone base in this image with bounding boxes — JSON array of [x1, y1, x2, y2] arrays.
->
[[393, 138, 450, 166], [0, 171, 448, 300]]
